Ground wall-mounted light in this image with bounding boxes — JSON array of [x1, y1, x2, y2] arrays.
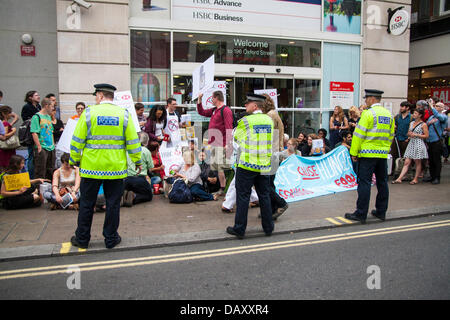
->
[[21, 34, 33, 45], [421, 69, 425, 74]]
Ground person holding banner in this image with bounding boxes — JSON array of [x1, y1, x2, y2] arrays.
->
[[345, 89, 395, 224], [69, 83, 142, 250], [226, 93, 274, 239]]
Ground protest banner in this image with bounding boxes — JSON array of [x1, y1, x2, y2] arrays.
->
[[274, 146, 357, 203], [192, 55, 215, 101], [56, 118, 78, 153], [3, 172, 31, 191], [114, 90, 141, 132], [254, 89, 278, 109]]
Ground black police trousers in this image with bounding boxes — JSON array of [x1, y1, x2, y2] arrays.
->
[[354, 157, 389, 219], [75, 178, 123, 248], [234, 167, 273, 236]]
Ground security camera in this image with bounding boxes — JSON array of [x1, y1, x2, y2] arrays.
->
[[249, 67, 255, 72], [73, 0, 92, 9]]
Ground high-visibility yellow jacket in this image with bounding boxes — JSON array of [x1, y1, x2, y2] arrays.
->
[[69, 102, 142, 179], [234, 112, 273, 173], [350, 103, 395, 159]]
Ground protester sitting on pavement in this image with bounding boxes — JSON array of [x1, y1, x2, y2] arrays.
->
[[318, 128, 332, 150], [302, 134, 326, 156], [393, 108, 429, 185], [222, 174, 259, 213], [0, 105, 18, 171], [148, 141, 165, 187], [144, 105, 168, 144], [296, 132, 307, 153], [198, 150, 221, 194], [334, 130, 352, 151], [0, 155, 48, 210], [43, 153, 81, 210], [173, 150, 218, 201], [278, 138, 301, 162], [70, 102, 85, 120], [123, 132, 154, 207]]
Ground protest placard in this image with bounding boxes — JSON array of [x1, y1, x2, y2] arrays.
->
[[114, 91, 141, 132], [201, 81, 227, 110], [3, 172, 31, 191], [56, 118, 78, 153], [192, 55, 215, 101], [254, 89, 278, 109]]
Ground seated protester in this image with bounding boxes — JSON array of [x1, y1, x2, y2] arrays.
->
[[296, 132, 307, 153], [43, 153, 81, 210], [198, 150, 220, 194], [334, 130, 352, 151], [173, 150, 218, 201], [278, 138, 302, 162], [318, 128, 332, 150], [123, 132, 154, 206], [302, 134, 326, 157], [148, 141, 165, 186], [0, 155, 48, 210]]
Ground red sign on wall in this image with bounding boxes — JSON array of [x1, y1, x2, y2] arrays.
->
[[21, 45, 36, 56], [431, 87, 450, 107], [330, 82, 354, 92]]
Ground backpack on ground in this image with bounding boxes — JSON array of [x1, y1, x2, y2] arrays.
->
[[168, 178, 193, 203], [19, 114, 41, 147]]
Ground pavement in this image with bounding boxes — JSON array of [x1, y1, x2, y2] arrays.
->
[[0, 163, 449, 262]]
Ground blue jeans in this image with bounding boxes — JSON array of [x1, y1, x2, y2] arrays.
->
[[190, 183, 213, 201]]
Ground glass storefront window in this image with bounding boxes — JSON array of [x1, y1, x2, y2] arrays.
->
[[173, 32, 321, 68], [408, 64, 450, 104], [131, 30, 171, 103], [294, 79, 321, 109]]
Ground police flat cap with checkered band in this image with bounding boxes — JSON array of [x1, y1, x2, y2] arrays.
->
[[92, 83, 117, 96], [363, 89, 384, 99]]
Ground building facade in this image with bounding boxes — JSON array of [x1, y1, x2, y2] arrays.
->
[[408, 0, 450, 107], [1, 0, 412, 136]]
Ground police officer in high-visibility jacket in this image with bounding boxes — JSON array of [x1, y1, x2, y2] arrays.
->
[[345, 89, 395, 224], [226, 93, 274, 239], [69, 84, 142, 249]]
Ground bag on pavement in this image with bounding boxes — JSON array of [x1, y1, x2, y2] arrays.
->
[[168, 178, 193, 203]]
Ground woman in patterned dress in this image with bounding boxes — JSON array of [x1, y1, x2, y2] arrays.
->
[[393, 109, 429, 185]]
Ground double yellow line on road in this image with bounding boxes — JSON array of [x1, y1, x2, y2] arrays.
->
[[1, 219, 449, 281]]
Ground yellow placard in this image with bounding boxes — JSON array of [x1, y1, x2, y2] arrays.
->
[[3, 172, 31, 191]]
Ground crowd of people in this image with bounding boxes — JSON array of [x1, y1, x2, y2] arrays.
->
[[0, 88, 449, 216]]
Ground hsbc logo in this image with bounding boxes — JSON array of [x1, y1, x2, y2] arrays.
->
[[395, 16, 402, 22], [269, 92, 276, 96]]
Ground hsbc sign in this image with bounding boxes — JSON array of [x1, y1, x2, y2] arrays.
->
[[388, 9, 409, 36]]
